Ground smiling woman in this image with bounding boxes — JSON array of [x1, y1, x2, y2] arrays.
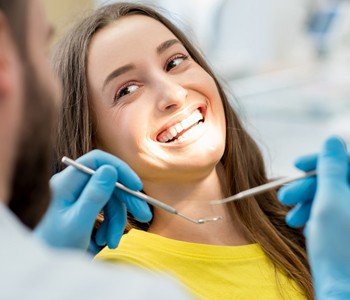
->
[[52, 3, 313, 300]]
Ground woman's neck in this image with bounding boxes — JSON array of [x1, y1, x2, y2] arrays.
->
[[144, 165, 251, 246]]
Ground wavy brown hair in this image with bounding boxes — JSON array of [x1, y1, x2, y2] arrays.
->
[[52, 3, 313, 299]]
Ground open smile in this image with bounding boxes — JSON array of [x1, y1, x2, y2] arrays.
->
[[156, 107, 206, 143]]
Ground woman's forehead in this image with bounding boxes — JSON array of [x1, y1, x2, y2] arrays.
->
[[86, 14, 181, 91], [92, 15, 177, 50]]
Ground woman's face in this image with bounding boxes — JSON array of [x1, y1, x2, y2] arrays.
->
[[87, 15, 226, 183]]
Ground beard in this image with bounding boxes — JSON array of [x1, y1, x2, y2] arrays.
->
[[8, 61, 57, 229]]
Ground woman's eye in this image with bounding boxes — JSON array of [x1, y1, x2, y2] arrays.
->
[[115, 83, 139, 101], [166, 55, 188, 72]]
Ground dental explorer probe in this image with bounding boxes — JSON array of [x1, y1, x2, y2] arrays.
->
[[211, 170, 318, 205], [62, 157, 223, 224], [212, 155, 350, 205]]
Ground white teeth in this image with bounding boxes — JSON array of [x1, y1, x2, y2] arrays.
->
[[166, 132, 173, 141], [184, 111, 202, 129], [181, 117, 191, 129], [175, 123, 183, 133], [169, 127, 177, 137], [177, 136, 184, 143], [158, 109, 204, 143], [182, 131, 189, 139]]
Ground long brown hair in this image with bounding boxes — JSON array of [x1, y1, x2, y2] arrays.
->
[[0, 0, 27, 57], [52, 3, 313, 299]]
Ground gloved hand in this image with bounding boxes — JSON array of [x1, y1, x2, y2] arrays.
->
[[280, 136, 350, 299], [277, 153, 318, 228], [34, 150, 152, 254]]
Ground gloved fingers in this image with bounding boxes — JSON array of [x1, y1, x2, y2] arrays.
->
[[80, 150, 143, 191], [50, 169, 91, 204], [104, 199, 127, 249], [94, 191, 151, 249], [278, 176, 316, 206], [51, 149, 142, 201], [303, 222, 310, 238], [72, 165, 118, 230], [317, 136, 348, 185], [88, 239, 104, 256], [92, 186, 152, 249], [294, 154, 318, 172], [95, 218, 108, 247], [114, 189, 152, 223], [285, 201, 312, 228], [50, 150, 116, 200]]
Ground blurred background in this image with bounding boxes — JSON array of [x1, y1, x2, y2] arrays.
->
[[43, 0, 350, 177]]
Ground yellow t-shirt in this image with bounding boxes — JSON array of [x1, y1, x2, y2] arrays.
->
[[95, 229, 306, 300]]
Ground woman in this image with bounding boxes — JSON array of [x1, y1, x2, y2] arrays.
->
[[52, 3, 313, 299]]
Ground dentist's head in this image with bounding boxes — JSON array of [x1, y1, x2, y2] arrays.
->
[[0, 0, 60, 228]]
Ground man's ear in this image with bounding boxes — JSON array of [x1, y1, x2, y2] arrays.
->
[[0, 12, 16, 100]]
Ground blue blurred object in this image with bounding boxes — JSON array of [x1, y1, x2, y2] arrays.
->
[[306, 137, 350, 299], [307, 0, 342, 57], [279, 136, 350, 299], [278, 154, 318, 227]]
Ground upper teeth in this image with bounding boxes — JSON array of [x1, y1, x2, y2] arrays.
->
[[158, 110, 204, 143]]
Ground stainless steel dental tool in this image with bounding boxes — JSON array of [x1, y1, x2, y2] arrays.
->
[[211, 170, 317, 205], [212, 154, 350, 205], [61, 156, 223, 224]]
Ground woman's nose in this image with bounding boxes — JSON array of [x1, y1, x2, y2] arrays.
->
[[156, 79, 188, 112]]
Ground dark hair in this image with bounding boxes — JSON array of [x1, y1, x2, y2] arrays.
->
[[52, 3, 313, 298], [0, 0, 27, 57], [1, 0, 54, 229]]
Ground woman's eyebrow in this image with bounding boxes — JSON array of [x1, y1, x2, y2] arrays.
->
[[103, 64, 135, 90], [102, 39, 180, 91], [156, 39, 181, 54]]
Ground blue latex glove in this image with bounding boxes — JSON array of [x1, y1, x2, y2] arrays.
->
[[278, 140, 350, 228], [35, 150, 152, 254], [278, 153, 318, 228], [279, 136, 350, 299]]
